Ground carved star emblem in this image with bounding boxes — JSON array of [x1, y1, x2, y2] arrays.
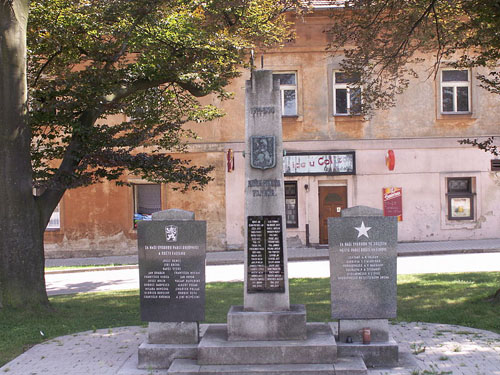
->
[[355, 221, 371, 239]]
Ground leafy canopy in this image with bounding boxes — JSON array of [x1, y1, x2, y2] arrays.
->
[[28, 0, 301, 191], [328, 0, 500, 115]]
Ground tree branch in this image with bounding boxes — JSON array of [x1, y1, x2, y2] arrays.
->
[[103, 3, 159, 70], [389, 0, 438, 61], [33, 47, 63, 86], [37, 110, 97, 227]]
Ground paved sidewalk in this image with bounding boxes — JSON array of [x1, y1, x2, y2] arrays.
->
[[45, 238, 500, 269], [1, 322, 499, 374]]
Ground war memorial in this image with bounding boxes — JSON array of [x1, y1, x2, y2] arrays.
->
[[136, 70, 399, 374]]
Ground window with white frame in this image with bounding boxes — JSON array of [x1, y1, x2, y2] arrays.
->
[[333, 71, 361, 115], [46, 204, 61, 230], [441, 69, 470, 114], [133, 184, 161, 228], [272, 72, 297, 116]]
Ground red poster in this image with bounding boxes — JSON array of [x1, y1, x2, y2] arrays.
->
[[383, 187, 403, 221]]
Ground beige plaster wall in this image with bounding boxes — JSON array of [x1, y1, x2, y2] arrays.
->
[[44, 9, 500, 256]]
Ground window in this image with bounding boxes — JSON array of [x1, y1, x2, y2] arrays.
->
[[333, 71, 361, 115], [447, 177, 474, 220], [46, 204, 61, 230], [273, 72, 297, 116], [285, 181, 298, 228], [133, 184, 161, 228], [441, 69, 470, 114], [33, 187, 61, 231]]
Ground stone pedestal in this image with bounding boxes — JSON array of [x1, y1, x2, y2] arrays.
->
[[138, 322, 200, 369], [147, 322, 199, 344], [227, 305, 306, 341], [338, 319, 389, 343], [138, 342, 198, 370]]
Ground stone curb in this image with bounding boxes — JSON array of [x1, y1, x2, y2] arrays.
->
[[46, 265, 139, 275], [45, 248, 500, 274]]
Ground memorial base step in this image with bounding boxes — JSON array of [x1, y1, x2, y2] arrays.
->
[[137, 342, 198, 369], [198, 323, 337, 365], [227, 304, 307, 341], [336, 336, 399, 367], [167, 357, 367, 375]]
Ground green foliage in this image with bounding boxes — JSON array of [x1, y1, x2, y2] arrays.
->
[[459, 136, 499, 156], [1, 272, 499, 366], [27, 0, 300, 191], [328, 0, 500, 115]]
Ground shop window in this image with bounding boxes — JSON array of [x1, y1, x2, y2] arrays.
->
[[447, 177, 474, 220], [285, 181, 298, 228], [333, 71, 361, 115], [273, 72, 297, 116], [441, 69, 470, 114], [133, 184, 161, 228], [46, 204, 61, 230]]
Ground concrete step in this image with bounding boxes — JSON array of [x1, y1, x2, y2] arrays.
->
[[168, 358, 367, 375], [137, 342, 198, 369], [198, 323, 337, 365], [337, 337, 399, 367], [167, 357, 367, 375], [335, 357, 368, 375]]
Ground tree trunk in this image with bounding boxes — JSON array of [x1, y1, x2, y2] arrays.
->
[[0, 0, 49, 309]]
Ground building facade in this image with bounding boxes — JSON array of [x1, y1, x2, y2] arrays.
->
[[44, 5, 500, 257]]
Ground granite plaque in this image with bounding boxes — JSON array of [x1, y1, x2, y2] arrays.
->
[[328, 216, 397, 319], [247, 216, 285, 293], [138, 220, 206, 322]]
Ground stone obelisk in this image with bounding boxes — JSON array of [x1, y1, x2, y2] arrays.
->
[[227, 70, 305, 341]]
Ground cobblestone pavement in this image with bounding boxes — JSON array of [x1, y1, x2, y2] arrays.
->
[[1, 322, 498, 375], [368, 322, 500, 375]]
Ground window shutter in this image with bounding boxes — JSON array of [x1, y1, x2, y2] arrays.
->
[[492, 159, 500, 171]]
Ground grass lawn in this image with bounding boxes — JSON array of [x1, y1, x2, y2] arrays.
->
[[1, 271, 499, 367]]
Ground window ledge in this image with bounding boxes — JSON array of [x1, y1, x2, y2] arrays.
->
[[441, 220, 478, 230], [332, 115, 365, 122], [438, 113, 473, 120], [440, 112, 472, 116], [282, 115, 303, 122]]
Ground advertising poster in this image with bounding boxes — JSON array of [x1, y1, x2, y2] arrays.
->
[[383, 187, 403, 221]]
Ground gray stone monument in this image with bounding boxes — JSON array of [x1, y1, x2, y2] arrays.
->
[[161, 71, 367, 374], [227, 70, 307, 342], [328, 205, 398, 366], [137, 209, 206, 369]]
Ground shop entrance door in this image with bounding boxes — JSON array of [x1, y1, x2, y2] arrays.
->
[[319, 186, 347, 244]]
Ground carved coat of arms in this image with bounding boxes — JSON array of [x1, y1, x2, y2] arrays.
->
[[250, 135, 276, 170], [165, 225, 178, 242]]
